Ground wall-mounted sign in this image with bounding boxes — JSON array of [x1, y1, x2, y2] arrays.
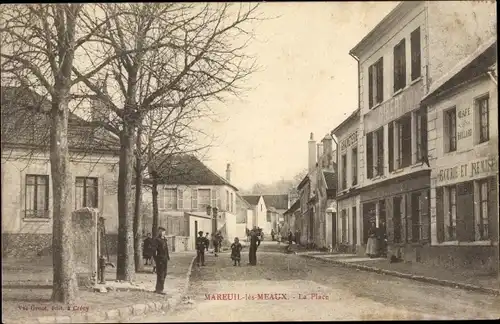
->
[[436, 156, 498, 184], [340, 131, 358, 151], [457, 106, 472, 141]]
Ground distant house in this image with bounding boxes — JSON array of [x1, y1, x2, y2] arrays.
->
[[242, 195, 267, 231], [143, 157, 245, 250], [283, 199, 300, 237], [1, 87, 121, 257], [262, 194, 289, 235]]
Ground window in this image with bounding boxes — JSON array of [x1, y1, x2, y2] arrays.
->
[[191, 189, 198, 210], [447, 186, 457, 241], [267, 211, 271, 222], [351, 147, 358, 186], [211, 189, 220, 210], [164, 189, 177, 210], [411, 27, 421, 80], [182, 189, 191, 210], [368, 58, 384, 108], [444, 108, 457, 152], [393, 38, 406, 92], [477, 95, 489, 143], [260, 204, 263, 212], [478, 180, 489, 240], [341, 154, 347, 189], [25, 174, 49, 218], [75, 177, 98, 209], [416, 108, 428, 162], [198, 189, 210, 211], [226, 190, 230, 211], [396, 114, 412, 168]]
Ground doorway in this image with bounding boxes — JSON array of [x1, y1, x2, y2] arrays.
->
[[352, 206, 357, 249], [331, 212, 337, 249]]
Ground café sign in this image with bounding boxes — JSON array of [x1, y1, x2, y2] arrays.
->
[[436, 156, 498, 184], [340, 131, 358, 151]]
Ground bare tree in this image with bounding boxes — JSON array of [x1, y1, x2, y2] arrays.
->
[[0, 4, 119, 303], [72, 3, 261, 281]]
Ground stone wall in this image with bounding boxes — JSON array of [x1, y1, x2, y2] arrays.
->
[[2, 233, 52, 258]]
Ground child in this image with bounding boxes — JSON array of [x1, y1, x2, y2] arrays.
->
[[230, 237, 242, 266]]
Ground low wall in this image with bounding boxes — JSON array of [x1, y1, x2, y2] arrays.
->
[[2, 233, 52, 258]]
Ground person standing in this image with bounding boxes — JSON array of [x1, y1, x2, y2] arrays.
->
[[271, 229, 275, 241], [214, 231, 223, 257], [143, 233, 154, 266], [153, 227, 170, 295], [248, 228, 261, 266], [230, 237, 243, 266], [196, 231, 208, 266], [366, 223, 378, 258], [377, 221, 388, 258]]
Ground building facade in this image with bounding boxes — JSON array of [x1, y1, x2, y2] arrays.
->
[[1, 87, 120, 257], [333, 109, 361, 253], [242, 195, 267, 231], [422, 38, 498, 272], [347, 1, 497, 264]]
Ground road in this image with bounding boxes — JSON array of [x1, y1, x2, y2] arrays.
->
[[129, 243, 500, 322]]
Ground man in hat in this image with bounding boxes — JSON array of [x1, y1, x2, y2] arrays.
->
[[153, 227, 170, 295], [196, 231, 209, 266]]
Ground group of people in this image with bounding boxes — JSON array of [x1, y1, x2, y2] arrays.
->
[[195, 230, 224, 266], [365, 221, 388, 258], [141, 228, 171, 295]]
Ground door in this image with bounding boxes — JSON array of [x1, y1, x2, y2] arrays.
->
[[331, 212, 337, 248], [352, 206, 357, 248], [194, 220, 198, 247]]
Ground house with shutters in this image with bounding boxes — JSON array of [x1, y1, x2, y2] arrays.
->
[[1, 86, 121, 257], [421, 38, 498, 273], [348, 1, 496, 265], [143, 158, 243, 250]]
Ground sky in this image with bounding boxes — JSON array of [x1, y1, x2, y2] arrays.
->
[[199, 2, 398, 191]]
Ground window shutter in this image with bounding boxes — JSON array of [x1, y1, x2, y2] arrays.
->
[[388, 122, 394, 172], [436, 187, 444, 243], [366, 132, 373, 179], [401, 40, 406, 88], [456, 182, 474, 242], [421, 191, 430, 242], [192, 189, 198, 211], [393, 45, 399, 93], [177, 188, 183, 210], [386, 198, 394, 243], [368, 65, 374, 108], [377, 59, 384, 103], [406, 194, 412, 242], [487, 177, 498, 241]]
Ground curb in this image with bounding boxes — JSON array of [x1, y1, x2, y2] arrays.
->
[[9, 254, 197, 324], [300, 254, 500, 296]]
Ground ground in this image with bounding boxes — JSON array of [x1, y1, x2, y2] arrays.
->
[[129, 243, 500, 322]]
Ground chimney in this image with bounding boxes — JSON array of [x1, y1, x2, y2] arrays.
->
[[226, 163, 231, 182], [308, 132, 316, 172], [322, 134, 333, 167]]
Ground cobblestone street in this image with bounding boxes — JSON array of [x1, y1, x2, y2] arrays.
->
[[129, 250, 500, 322]]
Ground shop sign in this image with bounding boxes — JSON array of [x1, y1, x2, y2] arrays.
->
[[437, 156, 498, 184]]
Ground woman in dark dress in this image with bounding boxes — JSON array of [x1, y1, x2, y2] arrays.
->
[[143, 233, 154, 265]]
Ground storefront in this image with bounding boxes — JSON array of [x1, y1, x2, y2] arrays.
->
[[359, 170, 431, 260], [430, 155, 498, 272], [336, 191, 360, 254]]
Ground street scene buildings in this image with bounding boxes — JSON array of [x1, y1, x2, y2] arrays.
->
[[1, 2, 498, 323]]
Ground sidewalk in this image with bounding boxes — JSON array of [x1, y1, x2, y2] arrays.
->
[[2, 252, 196, 324], [299, 252, 500, 296]]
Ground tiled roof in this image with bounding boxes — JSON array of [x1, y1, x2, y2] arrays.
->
[[145, 154, 237, 190], [1, 87, 120, 153], [323, 170, 337, 190], [262, 194, 289, 210], [242, 195, 261, 206], [284, 199, 300, 215]]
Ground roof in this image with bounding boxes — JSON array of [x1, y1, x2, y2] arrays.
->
[[297, 175, 310, 190], [242, 195, 261, 206], [284, 199, 300, 215], [332, 108, 360, 135], [145, 154, 238, 191], [349, 1, 421, 58], [236, 193, 251, 208], [262, 194, 289, 210], [1, 87, 120, 153], [322, 170, 337, 190], [421, 37, 497, 105]]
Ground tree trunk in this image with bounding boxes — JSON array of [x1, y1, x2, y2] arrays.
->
[[50, 96, 78, 303], [133, 126, 144, 272], [116, 124, 136, 281], [151, 175, 159, 238]]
